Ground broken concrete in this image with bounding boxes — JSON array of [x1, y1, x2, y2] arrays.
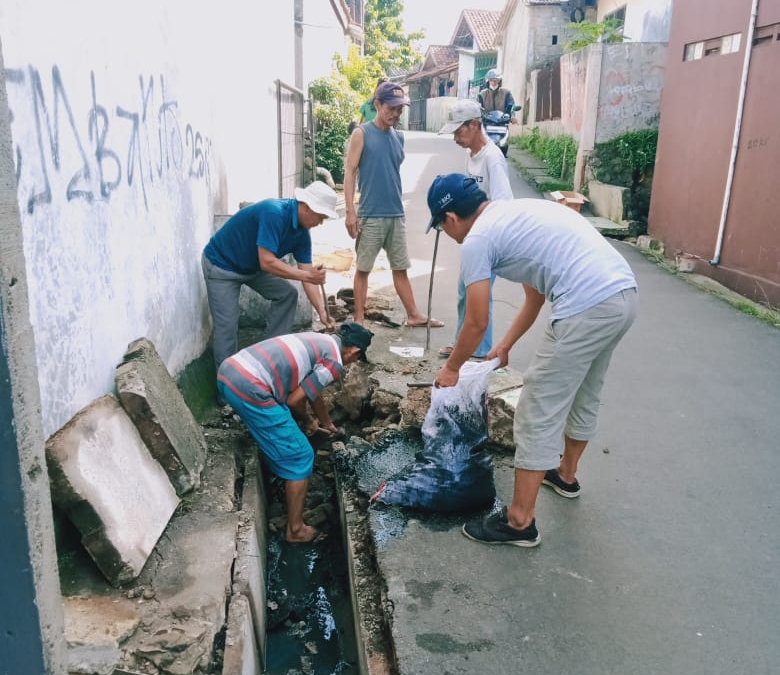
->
[[46, 394, 180, 586], [232, 451, 268, 669], [322, 363, 372, 422], [63, 595, 140, 675], [116, 337, 207, 495], [222, 594, 262, 675], [52, 408, 253, 674]]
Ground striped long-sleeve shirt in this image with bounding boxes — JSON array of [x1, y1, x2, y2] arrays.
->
[[217, 332, 344, 408]]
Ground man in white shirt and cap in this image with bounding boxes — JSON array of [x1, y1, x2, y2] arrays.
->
[[438, 99, 513, 360]]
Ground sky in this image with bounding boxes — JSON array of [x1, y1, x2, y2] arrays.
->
[[401, 0, 508, 50]]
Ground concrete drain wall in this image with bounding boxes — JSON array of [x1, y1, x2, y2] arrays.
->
[[53, 324, 522, 675]]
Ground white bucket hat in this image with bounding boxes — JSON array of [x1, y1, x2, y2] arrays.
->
[[294, 181, 339, 219]]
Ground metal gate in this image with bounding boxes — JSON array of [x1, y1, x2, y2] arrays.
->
[[409, 96, 427, 131], [276, 79, 315, 198], [535, 62, 562, 122]]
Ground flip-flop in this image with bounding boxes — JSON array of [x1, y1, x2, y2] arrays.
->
[[439, 346, 487, 361], [403, 318, 445, 328]]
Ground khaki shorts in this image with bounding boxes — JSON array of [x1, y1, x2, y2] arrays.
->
[[513, 288, 638, 471], [355, 216, 411, 272]]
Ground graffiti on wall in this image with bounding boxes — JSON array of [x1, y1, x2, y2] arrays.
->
[[601, 54, 664, 131], [5, 65, 216, 213]]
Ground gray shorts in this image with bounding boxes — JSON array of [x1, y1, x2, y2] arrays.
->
[[355, 216, 411, 272], [513, 288, 638, 471]]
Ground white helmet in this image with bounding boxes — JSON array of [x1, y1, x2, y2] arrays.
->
[[485, 68, 501, 81]]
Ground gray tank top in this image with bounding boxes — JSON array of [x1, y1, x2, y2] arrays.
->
[[358, 122, 405, 217]]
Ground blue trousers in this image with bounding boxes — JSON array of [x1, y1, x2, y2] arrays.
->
[[456, 273, 495, 358]]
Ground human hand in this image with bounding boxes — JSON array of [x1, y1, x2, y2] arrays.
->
[[486, 344, 509, 368], [345, 213, 360, 239], [320, 314, 337, 333], [434, 363, 460, 388], [309, 267, 326, 285]]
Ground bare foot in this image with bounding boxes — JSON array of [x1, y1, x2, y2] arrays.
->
[[286, 524, 326, 544]]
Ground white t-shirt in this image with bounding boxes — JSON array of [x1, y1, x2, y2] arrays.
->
[[460, 199, 637, 319], [466, 139, 512, 201]]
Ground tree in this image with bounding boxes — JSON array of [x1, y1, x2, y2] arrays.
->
[[564, 18, 625, 52], [310, 0, 424, 180], [309, 72, 362, 183], [364, 0, 424, 75], [334, 45, 384, 100]]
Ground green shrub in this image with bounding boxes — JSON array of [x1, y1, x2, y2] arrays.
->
[[588, 129, 658, 185], [511, 128, 577, 186], [309, 74, 362, 184], [588, 129, 658, 233]]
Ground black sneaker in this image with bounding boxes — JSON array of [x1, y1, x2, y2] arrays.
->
[[461, 507, 540, 547], [542, 468, 581, 498]]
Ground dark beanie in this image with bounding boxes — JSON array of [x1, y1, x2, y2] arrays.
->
[[339, 322, 374, 362]]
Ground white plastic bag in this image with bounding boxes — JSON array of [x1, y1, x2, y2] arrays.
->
[[372, 359, 500, 512]]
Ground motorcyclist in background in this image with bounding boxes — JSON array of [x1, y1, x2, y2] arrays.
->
[[478, 69, 518, 124]]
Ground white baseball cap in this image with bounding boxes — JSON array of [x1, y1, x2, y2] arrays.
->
[[438, 99, 483, 134], [294, 181, 339, 219]]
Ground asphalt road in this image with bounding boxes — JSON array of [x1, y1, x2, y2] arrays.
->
[[369, 130, 780, 675]]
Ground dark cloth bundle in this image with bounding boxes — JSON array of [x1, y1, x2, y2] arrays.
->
[[371, 359, 499, 512]]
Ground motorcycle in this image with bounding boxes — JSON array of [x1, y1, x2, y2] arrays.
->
[[482, 106, 520, 157]]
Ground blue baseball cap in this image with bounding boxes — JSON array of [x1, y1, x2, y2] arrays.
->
[[425, 173, 487, 233]]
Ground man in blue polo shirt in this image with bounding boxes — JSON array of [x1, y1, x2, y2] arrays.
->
[[202, 181, 340, 368]]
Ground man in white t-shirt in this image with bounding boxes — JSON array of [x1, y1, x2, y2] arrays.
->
[[426, 174, 638, 548], [438, 99, 513, 360]]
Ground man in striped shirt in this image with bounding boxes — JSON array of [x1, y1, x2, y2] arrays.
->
[[217, 323, 373, 543]]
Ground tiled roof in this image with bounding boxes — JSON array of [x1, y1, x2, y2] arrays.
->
[[460, 9, 502, 51], [428, 45, 459, 68]]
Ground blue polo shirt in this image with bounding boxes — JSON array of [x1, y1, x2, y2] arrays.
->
[[203, 199, 312, 275]]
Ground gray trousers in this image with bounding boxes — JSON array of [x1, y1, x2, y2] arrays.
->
[[201, 253, 298, 367]]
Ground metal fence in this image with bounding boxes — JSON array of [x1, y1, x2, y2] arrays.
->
[[408, 96, 427, 131], [276, 79, 315, 198]]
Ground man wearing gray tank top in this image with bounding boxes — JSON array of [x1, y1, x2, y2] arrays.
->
[[344, 81, 444, 329]]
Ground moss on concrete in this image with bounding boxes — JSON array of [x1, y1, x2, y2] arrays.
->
[[176, 349, 217, 423]]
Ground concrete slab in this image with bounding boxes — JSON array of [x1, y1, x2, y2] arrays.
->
[[63, 596, 140, 675], [585, 215, 631, 238], [233, 449, 268, 670], [116, 337, 207, 495], [121, 443, 240, 674], [587, 179, 629, 222], [46, 395, 180, 586], [222, 594, 262, 675], [58, 428, 243, 674]]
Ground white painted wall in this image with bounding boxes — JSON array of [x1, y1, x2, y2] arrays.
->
[[0, 0, 345, 437], [303, 0, 350, 87], [598, 0, 672, 43], [426, 97, 461, 133], [457, 52, 476, 98]]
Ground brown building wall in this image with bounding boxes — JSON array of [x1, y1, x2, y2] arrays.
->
[[649, 0, 780, 307]]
